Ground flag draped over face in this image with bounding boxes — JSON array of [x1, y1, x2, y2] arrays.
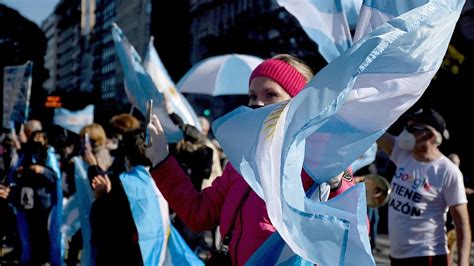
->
[[119, 166, 203, 266], [111, 23, 183, 143], [2, 61, 33, 128], [214, 0, 465, 264], [143, 38, 201, 131]]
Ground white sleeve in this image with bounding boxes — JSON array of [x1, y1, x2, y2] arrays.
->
[[443, 165, 468, 206], [389, 139, 408, 166]]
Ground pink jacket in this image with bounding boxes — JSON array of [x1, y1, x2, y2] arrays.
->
[[150, 155, 354, 266]]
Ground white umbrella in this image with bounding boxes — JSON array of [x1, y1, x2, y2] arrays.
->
[[177, 54, 263, 96]]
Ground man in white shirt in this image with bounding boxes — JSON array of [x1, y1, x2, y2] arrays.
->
[[377, 108, 471, 266]]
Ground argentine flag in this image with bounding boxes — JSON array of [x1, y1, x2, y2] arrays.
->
[[9, 147, 63, 265], [278, 0, 429, 63], [72, 157, 95, 266], [46, 147, 63, 266], [53, 105, 94, 134], [119, 166, 203, 266], [214, 0, 464, 264], [112, 23, 183, 143], [276, 0, 360, 62], [143, 37, 201, 132], [2, 60, 33, 128]]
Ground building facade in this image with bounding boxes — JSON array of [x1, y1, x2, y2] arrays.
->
[[42, 14, 58, 94], [92, 0, 151, 104]]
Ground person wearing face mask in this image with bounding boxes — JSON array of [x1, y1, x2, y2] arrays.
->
[[7, 130, 60, 265], [145, 54, 356, 266], [377, 108, 471, 266]]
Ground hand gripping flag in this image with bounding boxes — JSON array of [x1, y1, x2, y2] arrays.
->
[[143, 37, 202, 132], [111, 23, 183, 142], [119, 166, 203, 266], [214, 0, 465, 264]]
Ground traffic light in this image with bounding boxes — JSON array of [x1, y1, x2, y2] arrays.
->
[[203, 109, 211, 117]]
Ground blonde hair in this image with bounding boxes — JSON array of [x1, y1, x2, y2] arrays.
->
[[271, 54, 313, 82], [79, 123, 107, 148]]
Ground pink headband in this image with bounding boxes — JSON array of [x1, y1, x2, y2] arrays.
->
[[249, 59, 307, 97]]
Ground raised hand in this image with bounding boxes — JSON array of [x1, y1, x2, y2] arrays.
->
[[0, 185, 10, 199], [91, 175, 112, 198], [145, 114, 169, 166]]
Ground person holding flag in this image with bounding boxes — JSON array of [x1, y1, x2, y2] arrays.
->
[[5, 128, 62, 265], [377, 108, 471, 265], [146, 54, 356, 266]]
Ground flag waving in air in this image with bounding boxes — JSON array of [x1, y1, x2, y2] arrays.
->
[[112, 23, 183, 142], [214, 0, 465, 264], [2, 61, 33, 128], [276, 0, 360, 62], [143, 37, 201, 131]]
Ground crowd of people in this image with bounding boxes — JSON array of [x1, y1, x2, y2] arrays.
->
[[0, 54, 472, 266]]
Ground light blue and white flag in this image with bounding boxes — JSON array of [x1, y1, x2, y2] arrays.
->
[[53, 105, 94, 134], [278, 0, 429, 62], [350, 143, 377, 173], [73, 157, 95, 266], [11, 146, 63, 265], [120, 166, 203, 266], [2, 61, 33, 128], [276, 0, 360, 62], [353, 0, 428, 42], [46, 147, 64, 266], [61, 194, 81, 239], [214, 0, 464, 264], [143, 37, 201, 131], [164, 225, 205, 266], [112, 23, 183, 143]]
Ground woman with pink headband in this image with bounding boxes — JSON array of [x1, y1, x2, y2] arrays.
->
[[145, 54, 355, 265]]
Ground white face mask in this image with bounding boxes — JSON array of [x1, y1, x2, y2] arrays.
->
[[397, 129, 416, 151]]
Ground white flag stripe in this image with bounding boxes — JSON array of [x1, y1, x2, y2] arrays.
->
[[112, 23, 183, 142], [277, 0, 351, 44], [143, 39, 201, 130], [215, 0, 464, 264], [53, 105, 94, 134], [353, 0, 428, 42]]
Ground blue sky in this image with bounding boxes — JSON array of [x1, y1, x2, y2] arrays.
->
[[0, 0, 59, 26]]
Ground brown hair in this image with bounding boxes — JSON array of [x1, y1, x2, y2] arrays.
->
[[109, 113, 140, 135]]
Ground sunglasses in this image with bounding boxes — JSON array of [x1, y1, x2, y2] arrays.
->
[[406, 124, 430, 134]]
